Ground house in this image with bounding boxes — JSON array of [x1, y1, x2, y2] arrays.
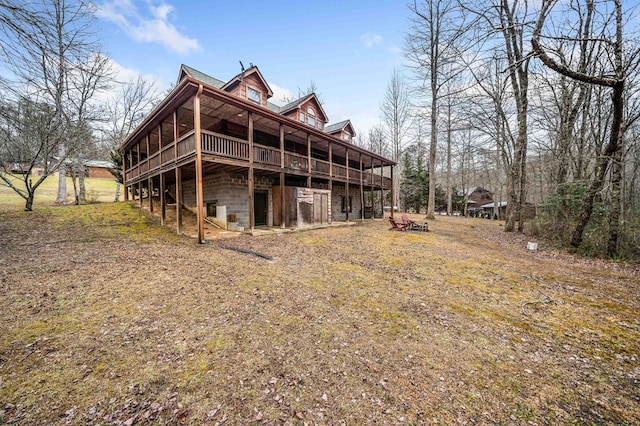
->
[[465, 187, 494, 216], [119, 64, 395, 242], [481, 201, 507, 219], [84, 160, 115, 179]]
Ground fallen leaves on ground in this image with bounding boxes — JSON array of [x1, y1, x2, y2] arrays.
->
[[0, 204, 638, 425]]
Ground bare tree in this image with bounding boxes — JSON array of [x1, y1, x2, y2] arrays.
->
[[406, 0, 470, 219], [380, 69, 412, 210], [0, 0, 110, 210], [532, 0, 640, 256], [462, 0, 534, 232], [102, 75, 161, 200], [367, 125, 389, 158], [281, 80, 324, 106]]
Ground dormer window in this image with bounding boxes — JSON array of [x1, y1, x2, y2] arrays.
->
[[247, 87, 261, 104], [307, 108, 316, 128], [319, 121, 324, 130], [343, 133, 351, 142], [299, 111, 305, 122]]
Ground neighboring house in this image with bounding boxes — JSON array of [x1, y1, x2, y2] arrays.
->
[[119, 64, 395, 241], [481, 201, 507, 219], [4, 160, 31, 175], [466, 187, 494, 215], [84, 160, 115, 179]]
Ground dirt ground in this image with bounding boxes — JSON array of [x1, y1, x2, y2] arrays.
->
[[0, 203, 638, 425]]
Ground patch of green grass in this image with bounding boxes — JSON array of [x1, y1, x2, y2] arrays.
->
[[0, 174, 118, 210]]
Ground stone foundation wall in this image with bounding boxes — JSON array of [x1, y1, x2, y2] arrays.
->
[[182, 172, 275, 228], [331, 184, 362, 221]]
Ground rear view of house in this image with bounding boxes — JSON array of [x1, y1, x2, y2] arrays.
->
[[119, 64, 395, 242]]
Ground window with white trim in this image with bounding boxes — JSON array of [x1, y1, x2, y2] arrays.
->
[[343, 132, 351, 142], [307, 108, 316, 128], [247, 87, 261, 104], [299, 111, 305, 122]]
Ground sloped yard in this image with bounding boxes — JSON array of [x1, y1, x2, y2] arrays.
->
[[0, 203, 638, 425]]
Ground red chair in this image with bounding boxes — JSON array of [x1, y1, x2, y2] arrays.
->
[[388, 216, 408, 231]]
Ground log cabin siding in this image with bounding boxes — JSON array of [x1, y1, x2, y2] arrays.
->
[[227, 74, 269, 108]]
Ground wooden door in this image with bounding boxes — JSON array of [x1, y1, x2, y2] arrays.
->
[[254, 191, 268, 226], [313, 193, 328, 225]]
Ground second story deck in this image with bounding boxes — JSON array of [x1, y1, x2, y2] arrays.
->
[[122, 77, 394, 190]]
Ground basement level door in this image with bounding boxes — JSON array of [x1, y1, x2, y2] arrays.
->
[[254, 191, 268, 226], [313, 193, 328, 225]]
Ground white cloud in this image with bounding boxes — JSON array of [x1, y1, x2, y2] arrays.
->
[[268, 82, 295, 106], [94, 57, 163, 104], [360, 32, 383, 48], [96, 0, 200, 55]]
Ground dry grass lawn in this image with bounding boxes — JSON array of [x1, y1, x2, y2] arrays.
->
[[0, 174, 119, 211], [0, 203, 638, 425]]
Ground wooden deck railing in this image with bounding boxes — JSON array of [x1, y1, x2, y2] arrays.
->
[[254, 144, 280, 166], [148, 152, 161, 170], [124, 129, 391, 189], [177, 132, 196, 158], [311, 158, 330, 175], [161, 144, 175, 164], [284, 152, 308, 171], [201, 130, 249, 160], [333, 164, 346, 178], [349, 168, 360, 181]]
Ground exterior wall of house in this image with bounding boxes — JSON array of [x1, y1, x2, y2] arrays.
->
[[182, 172, 275, 228], [299, 99, 326, 129], [228, 74, 269, 108], [331, 184, 362, 221], [86, 166, 114, 179]]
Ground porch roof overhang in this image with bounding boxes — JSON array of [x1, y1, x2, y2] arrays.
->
[[120, 76, 395, 169]]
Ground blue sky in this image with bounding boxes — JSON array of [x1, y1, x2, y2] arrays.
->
[[95, 0, 412, 136]]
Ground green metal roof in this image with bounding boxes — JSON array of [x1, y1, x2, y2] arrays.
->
[[180, 64, 225, 88]]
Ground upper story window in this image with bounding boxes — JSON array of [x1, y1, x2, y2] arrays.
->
[[247, 87, 261, 104], [343, 132, 351, 142], [307, 108, 316, 128], [318, 121, 324, 130], [299, 111, 305, 122]]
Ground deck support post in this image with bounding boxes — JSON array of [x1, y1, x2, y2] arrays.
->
[[390, 166, 395, 218], [248, 111, 255, 232], [378, 162, 384, 217], [160, 172, 166, 226], [360, 153, 364, 220], [328, 144, 333, 224], [122, 151, 128, 202], [148, 177, 154, 213], [280, 172, 285, 228], [176, 167, 182, 235], [370, 157, 375, 220], [138, 181, 143, 208], [280, 124, 286, 228], [194, 84, 205, 244], [307, 133, 311, 188], [345, 149, 350, 223]]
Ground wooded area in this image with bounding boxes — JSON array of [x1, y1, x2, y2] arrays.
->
[[356, 0, 640, 260]]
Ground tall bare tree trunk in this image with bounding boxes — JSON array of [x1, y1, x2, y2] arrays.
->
[[79, 166, 86, 203], [446, 101, 452, 215], [56, 165, 67, 203], [427, 91, 437, 219], [608, 134, 623, 256]]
